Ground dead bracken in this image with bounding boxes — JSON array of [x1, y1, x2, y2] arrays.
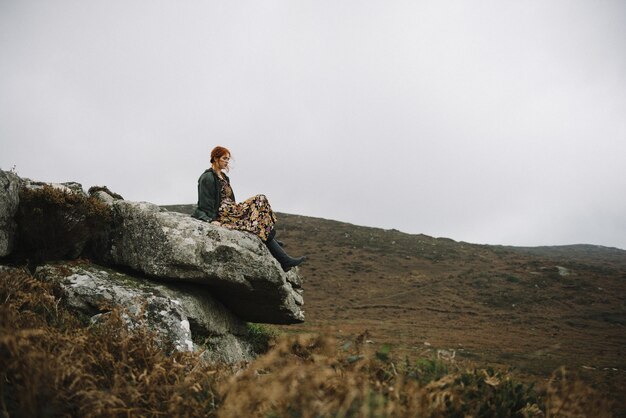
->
[[0, 268, 612, 417]]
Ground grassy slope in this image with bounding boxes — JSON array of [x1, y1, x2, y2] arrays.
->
[[163, 205, 626, 413], [5, 266, 600, 417]]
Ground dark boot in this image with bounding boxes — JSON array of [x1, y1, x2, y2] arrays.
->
[[265, 228, 285, 247], [266, 238, 306, 272]]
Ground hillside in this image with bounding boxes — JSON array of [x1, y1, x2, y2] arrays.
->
[[163, 205, 626, 413]]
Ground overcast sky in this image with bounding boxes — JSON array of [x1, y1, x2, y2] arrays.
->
[[1, 1, 625, 249]]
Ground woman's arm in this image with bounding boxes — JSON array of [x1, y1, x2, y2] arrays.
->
[[192, 170, 219, 221]]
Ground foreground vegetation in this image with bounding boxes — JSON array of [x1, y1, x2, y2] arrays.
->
[[0, 268, 612, 417]]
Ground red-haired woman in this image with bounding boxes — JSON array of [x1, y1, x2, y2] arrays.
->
[[192, 146, 306, 272]]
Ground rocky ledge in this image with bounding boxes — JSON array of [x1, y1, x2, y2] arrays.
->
[[104, 197, 304, 324], [0, 168, 305, 362], [35, 262, 256, 363]]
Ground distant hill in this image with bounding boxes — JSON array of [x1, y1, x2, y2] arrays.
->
[[503, 244, 626, 268], [162, 204, 626, 411]]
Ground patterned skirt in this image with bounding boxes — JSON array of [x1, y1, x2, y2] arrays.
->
[[217, 194, 277, 241]]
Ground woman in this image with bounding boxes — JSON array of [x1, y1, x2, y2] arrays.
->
[[192, 146, 306, 272]]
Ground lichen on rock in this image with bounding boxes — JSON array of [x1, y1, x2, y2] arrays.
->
[[0, 169, 20, 257], [102, 196, 304, 324], [36, 261, 256, 362]]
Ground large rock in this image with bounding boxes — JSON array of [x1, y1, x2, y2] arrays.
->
[[0, 169, 20, 257], [22, 179, 87, 196], [35, 261, 256, 363], [103, 198, 304, 324]]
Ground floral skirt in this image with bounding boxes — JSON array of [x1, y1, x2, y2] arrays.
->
[[217, 194, 277, 241]]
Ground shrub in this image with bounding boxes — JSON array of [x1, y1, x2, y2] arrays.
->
[[13, 184, 113, 265], [246, 323, 281, 353]]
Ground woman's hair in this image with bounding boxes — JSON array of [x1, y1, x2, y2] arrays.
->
[[210, 146, 231, 171]]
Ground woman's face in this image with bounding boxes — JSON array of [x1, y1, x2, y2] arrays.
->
[[217, 154, 230, 170]]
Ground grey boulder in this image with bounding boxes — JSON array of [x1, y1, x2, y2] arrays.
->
[[0, 169, 20, 257], [104, 198, 304, 324], [35, 261, 256, 363]]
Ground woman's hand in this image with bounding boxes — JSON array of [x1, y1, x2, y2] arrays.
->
[[210, 221, 221, 226]]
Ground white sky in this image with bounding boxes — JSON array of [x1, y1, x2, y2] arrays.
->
[[1, 1, 625, 249]]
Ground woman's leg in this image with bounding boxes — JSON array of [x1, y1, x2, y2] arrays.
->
[[265, 236, 306, 272]]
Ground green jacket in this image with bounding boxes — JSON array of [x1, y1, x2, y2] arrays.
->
[[192, 168, 235, 222]]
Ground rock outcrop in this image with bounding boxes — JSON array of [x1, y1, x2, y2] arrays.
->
[[22, 179, 87, 196], [0, 168, 305, 363], [0, 170, 20, 257], [103, 198, 304, 324], [36, 261, 255, 363]]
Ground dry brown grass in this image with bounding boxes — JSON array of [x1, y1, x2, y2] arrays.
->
[[0, 268, 613, 417], [545, 367, 613, 418], [0, 268, 226, 418], [217, 333, 613, 418]]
